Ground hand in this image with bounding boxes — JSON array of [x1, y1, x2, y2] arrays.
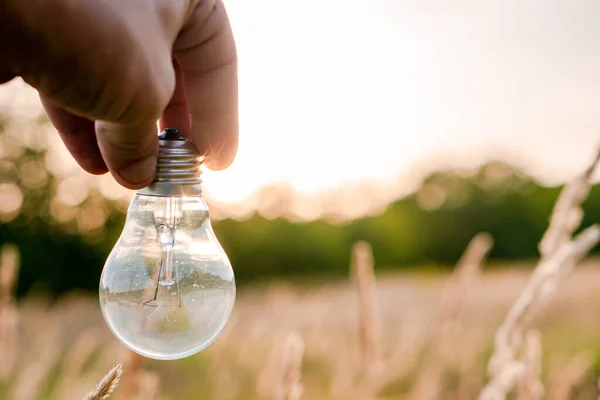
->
[[0, 0, 238, 189]]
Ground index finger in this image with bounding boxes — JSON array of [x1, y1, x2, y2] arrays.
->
[[173, 0, 238, 171], [159, 60, 191, 136]]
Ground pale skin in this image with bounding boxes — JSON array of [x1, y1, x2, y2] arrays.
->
[[0, 0, 238, 189]]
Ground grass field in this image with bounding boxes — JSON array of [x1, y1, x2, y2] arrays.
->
[[1, 143, 598, 400], [2, 259, 600, 400]]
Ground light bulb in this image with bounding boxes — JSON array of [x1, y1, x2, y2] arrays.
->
[[99, 129, 235, 360]]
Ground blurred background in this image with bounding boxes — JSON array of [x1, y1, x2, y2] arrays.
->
[[1, 0, 600, 399]]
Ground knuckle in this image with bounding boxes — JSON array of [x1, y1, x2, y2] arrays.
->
[[114, 61, 174, 125], [96, 122, 157, 158]]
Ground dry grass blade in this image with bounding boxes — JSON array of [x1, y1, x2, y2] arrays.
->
[[488, 225, 600, 378], [547, 351, 594, 400], [274, 331, 304, 400], [481, 147, 600, 399], [479, 362, 526, 400], [0, 299, 17, 381], [11, 323, 62, 400], [0, 243, 19, 305], [0, 243, 19, 380], [256, 331, 288, 399], [55, 330, 98, 399], [440, 232, 494, 323], [134, 371, 161, 400], [82, 364, 123, 400], [411, 232, 493, 400], [116, 350, 144, 400], [517, 330, 544, 400], [350, 241, 382, 387], [539, 148, 600, 258]]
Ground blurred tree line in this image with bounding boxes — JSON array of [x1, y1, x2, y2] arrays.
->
[[0, 116, 598, 297]]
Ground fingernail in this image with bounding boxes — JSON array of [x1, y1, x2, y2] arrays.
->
[[117, 156, 157, 185]]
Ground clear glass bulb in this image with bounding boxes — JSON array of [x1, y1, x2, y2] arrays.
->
[[99, 194, 235, 360]]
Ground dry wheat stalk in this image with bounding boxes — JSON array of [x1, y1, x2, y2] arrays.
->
[[0, 243, 19, 305], [379, 323, 425, 391], [274, 331, 304, 400], [11, 321, 62, 400], [256, 331, 287, 399], [134, 371, 161, 400], [55, 330, 98, 399], [456, 349, 486, 400], [439, 232, 494, 324], [82, 364, 123, 400], [116, 350, 144, 400], [0, 302, 17, 381], [539, 149, 600, 259], [481, 148, 600, 399], [517, 330, 544, 400], [0, 243, 19, 380], [487, 224, 600, 380], [547, 351, 594, 400], [329, 333, 362, 400], [480, 361, 527, 400], [410, 232, 493, 400], [526, 150, 600, 326], [350, 241, 382, 388]]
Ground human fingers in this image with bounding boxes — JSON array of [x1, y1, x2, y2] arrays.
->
[[159, 60, 191, 136], [173, 0, 238, 171], [3, 1, 179, 189], [40, 97, 108, 175]]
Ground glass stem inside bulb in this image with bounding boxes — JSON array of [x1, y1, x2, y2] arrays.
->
[[159, 243, 175, 286], [149, 196, 183, 307]]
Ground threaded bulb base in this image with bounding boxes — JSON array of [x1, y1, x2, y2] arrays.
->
[[137, 129, 204, 197]]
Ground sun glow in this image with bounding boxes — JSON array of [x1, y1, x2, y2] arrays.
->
[[0, 0, 599, 220]]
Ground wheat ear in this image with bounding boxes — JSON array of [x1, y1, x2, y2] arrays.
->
[[134, 371, 161, 400], [547, 351, 594, 400], [480, 362, 527, 400], [350, 240, 382, 389], [0, 243, 19, 380], [480, 148, 600, 399], [411, 232, 493, 400], [517, 330, 544, 400], [55, 330, 98, 399], [116, 350, 144, 400], [275, 331, 304, 400], [82, 364, 123, 400]]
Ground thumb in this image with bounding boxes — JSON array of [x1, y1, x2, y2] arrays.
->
[[95, 120, 161, 189], [94, 48, 176, 190]]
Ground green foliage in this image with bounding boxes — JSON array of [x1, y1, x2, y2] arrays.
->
[[213, 165, 600, 283], [0, 115, 599, 297]]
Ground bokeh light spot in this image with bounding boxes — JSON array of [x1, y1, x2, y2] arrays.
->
[[56, 176, 89, 206], [0, 183, 23, 221], [19, 160, 48, 189], [417, 183, 447, 211]]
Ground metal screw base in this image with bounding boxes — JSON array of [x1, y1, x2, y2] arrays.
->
[[136, 129, 204, 197]]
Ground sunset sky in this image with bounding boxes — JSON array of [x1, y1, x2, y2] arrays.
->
[[1, 0, 599, 219]]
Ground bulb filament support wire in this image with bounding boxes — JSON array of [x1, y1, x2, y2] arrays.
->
[[143, 196, 183, 308], [140, 129, 199, 309]]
